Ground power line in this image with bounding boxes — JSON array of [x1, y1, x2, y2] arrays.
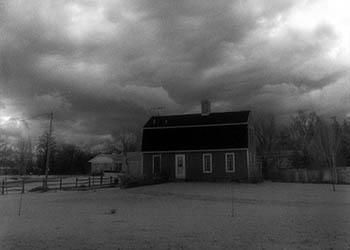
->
[[20, 112, 52, 122], [0, 112, 52, 127]]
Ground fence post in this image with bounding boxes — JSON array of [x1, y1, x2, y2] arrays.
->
[[75, 178, 78, 188], [100, 175, 103, 186], [60, 178, 62, 190], [2, 179, 4, 195], [88, 176, 91, 188], [110, 176, 113, 186], [92, 176, 95, 186], [42, 179, 45, 190], [22, 178, 25, 194]]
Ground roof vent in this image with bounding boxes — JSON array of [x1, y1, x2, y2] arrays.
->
[[201, 100, 211, 116]]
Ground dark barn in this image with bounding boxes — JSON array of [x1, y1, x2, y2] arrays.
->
[[141, 101, 262, 182]]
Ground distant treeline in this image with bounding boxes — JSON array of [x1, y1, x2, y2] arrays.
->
[[0, 132, 94, 175], [34, 132, 94, 175], [1, 110, 349, 175], [256, 111, 350, 169], [0, 126, 141, 175]]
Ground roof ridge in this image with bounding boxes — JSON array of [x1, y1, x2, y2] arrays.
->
[[151, 110, 251, 118]]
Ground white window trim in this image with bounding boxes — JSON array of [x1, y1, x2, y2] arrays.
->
[[152, 154, 161, 174], [225, 153, 235, 173], [202, 153, 212, 173]]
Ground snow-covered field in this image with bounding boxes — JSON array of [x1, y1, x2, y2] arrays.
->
[[1, 182, 350, 250]]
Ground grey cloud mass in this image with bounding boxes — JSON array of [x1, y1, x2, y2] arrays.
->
[[0, 0, 349, 147]]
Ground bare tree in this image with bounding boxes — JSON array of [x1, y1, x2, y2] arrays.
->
[[36, 131, 56, 175], [17, 136, 33, 175], [289, 111, 318, 149], [311, 117, 342, 191], [288, 111, 319, 168], [339, 120, 350, 165], [254, 113, 277, 157], [0, 136, 16, 174], [254, 113, 280, 177], [114, 129, 138, 175]]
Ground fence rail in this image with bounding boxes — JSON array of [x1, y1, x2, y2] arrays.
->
[[1, 176, 118, 195]]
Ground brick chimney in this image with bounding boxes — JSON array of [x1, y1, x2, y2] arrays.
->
[[201, 100, 211, 116]]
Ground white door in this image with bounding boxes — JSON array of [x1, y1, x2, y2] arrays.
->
[[175, 154, 186, 179]]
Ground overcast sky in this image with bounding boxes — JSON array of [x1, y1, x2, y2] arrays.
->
[[0, 0, 349, 148]]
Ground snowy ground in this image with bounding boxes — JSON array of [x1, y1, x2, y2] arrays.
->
[[1, 182, 350, 250]]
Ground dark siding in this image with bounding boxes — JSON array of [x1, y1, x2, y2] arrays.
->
[[159, 154, 175, 180], [143, 150, 248, 181], [142, 153, 175, 180], [185, 150, 248, 181], [143, 154, 153, 177]]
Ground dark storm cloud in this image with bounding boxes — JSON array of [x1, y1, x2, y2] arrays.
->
[[0, 0, 349, 147]]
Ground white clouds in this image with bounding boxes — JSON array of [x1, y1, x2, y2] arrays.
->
[[65, 2, 118, 43], [121, 84, 178, 110], [299, 77, 350, 115], [0, 0, 350, 146], [252, 77, 350, 117], [260, 83, 302, 95], [32, 93, 71, 113], [37, 54, 107, 82]]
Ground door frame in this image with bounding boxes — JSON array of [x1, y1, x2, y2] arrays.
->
[[175, 154, 186, 179]]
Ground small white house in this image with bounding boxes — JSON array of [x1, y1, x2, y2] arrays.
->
[[88, 152, 142, 176], [88, 154, 122, 175]]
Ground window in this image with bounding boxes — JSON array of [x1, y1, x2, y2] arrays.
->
[[202, 153, 212, 173], [225, 153, 235, 173], [152, 155, 161, 174]]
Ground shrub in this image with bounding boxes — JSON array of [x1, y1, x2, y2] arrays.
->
[[119, 175, 168, 188], [119, 175, 138, 188], [28, 186, 47, 192]]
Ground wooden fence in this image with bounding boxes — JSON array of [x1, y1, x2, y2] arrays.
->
[[1, 176, 118, 195]]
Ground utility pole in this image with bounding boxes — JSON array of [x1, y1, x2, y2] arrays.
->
[[44, 112, 53, 191], [331, 151, 337, 192]]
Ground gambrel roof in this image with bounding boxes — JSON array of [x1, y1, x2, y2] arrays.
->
[[142, 111, 250, 152], [143, 111, 250, 128]]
